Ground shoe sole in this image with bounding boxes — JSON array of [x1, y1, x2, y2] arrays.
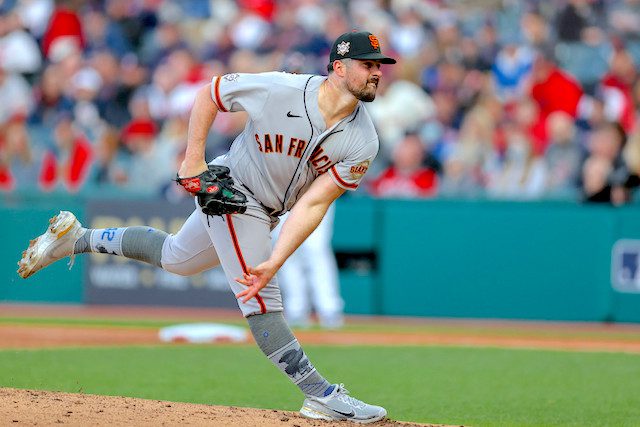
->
[[17, 211, 78, 279], [300, 404, 387, 424]]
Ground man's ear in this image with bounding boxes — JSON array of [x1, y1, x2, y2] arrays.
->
[[333, 60, 347, 77]]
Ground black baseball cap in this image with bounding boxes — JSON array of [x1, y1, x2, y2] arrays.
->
[[329, 31, 397, 66]]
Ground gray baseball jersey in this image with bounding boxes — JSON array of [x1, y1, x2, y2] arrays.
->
[[159, 71, 382, 317], [209, 72, 379, 216]]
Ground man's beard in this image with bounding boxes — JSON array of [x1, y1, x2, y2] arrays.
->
[[348, 79, 378, 102]]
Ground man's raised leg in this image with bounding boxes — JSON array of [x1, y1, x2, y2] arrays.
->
[[17, 210, 219, 278]]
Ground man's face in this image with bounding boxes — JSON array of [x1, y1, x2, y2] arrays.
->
[[343, 59, 382, 102]]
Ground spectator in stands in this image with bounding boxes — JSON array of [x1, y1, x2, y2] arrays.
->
[[117, 82, 186, 195], [486, 122, 547, 200], [68, 66, 105, 140], [0, 11, 42, 76], [389, 6, 428, 59], [608, 0, 640, 40], [439, 147, 481, 198], [91, 50, 130, 128], [521, 11, 551, 51], [476, 23, 500, 71], [0, 115, 36, 192], [449, 94, 502, 193], [369, 132, 439, 198], [103, 0, 146, 54], [582, 122, 630, 204], [622, 123, 640, 199], [0, 60, 34, 125], [599, 47, 636, 133], [428, 89, 462, 158], [0, 125, 36, 192], [83, 8, 132, 59], [117, 115, 171, 195], [0, 59, 34, 191], [41, 0, 84, 63], [511, 96, 545, 155], [13, 0, 54, 41], [459, 36, 490, 72], [491, 42, 534, 103], [543, 111, 583, 199], [577, 92, 606, 135], [146, 60, 179, 122], [556, 0, 602, 43], [530, 52, 584, 153], [39, 112, 93, 192], [100, 51, 146, 131], [140, 18, 189, 69], [368, 63, 436, 159], [29, 64, 74, 128]]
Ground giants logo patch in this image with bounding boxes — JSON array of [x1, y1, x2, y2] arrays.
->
[[369, 35, 380, 50], [350, 160, 370, 180]]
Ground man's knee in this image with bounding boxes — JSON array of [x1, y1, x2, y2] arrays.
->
[[161, 234, 219, 276]]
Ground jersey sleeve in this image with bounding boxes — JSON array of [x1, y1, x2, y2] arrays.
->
[[210, 73, 270, 116], [329, 138, 379, 191]]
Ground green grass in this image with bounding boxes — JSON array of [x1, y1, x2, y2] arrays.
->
[[0, 345, 639, 426]]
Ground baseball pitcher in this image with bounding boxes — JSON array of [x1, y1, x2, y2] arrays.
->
[[17, 31, 396, 424]]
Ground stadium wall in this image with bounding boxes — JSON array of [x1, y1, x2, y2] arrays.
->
[[2, 197, 640, 322]]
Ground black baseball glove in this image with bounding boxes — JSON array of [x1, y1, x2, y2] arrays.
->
[[177, 165, 247, 216]]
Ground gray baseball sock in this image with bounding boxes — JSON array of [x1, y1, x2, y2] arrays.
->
[[73, 227, 168, 268], [247, 311, 331, 397]]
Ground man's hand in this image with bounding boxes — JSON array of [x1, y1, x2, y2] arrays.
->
[[235, 260, 280, 303], [178, 159, 208, 179], [176, 165, 247, 215]]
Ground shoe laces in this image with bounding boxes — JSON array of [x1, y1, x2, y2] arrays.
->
[[67, 253, 76, 270], [334, 384, 366, 409], [66, 227, 85, 271]]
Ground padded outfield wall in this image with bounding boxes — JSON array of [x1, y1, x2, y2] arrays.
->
[[2, 196, 640, 322]]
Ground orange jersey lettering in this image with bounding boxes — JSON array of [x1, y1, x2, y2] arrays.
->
[[294, 140, 306, 158], [287, 138, 298, 156], [264, 134, 273, 153]]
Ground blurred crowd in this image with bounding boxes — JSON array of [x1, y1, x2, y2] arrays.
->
[[2, 0, 640, 205]]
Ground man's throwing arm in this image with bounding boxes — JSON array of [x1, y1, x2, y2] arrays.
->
[[235, 173, 345, 302]]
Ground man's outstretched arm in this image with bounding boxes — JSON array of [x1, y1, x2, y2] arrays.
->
[[178, 83, 218, 178], [235, 172, 345, 302]]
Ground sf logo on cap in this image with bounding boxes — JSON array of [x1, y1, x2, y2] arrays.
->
[[369, 35, 379, 49], [337, 41, 350, 56]]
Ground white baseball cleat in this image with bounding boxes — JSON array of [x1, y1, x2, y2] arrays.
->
[[17, 211, 86, 279], [300, 383, 387, 424]]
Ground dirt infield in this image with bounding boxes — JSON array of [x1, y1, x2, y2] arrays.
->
[[1, 304, 640, 353], [2, 303, 640, 426], [0, 388, 439, 427]]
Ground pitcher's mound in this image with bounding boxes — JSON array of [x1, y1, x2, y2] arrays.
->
[[0, 388, 448, 426]]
